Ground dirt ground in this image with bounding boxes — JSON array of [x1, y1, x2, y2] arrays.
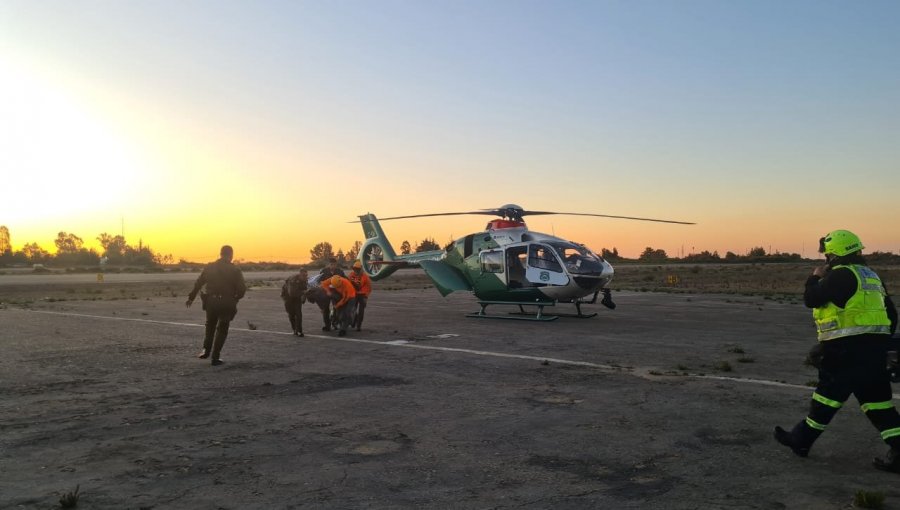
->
[[2, 266, 900, 509]]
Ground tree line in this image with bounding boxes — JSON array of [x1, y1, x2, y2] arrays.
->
[[600, 245, 900, 264], [5, 223, 897, 269], [0, 226, 172, 268], [307, 237, 442, 267]]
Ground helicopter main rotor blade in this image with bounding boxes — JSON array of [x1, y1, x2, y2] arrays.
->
[[349, 211, 497, 223], [349, 207, 695, 224], [521, 211, 695, 225]]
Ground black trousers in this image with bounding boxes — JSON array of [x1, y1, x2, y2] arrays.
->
[[316, 302, 330, 329], [203, 297, 237, 360], [283, 298, 303, 333], [353, 296, 368, 329], [334, 298, 357, 333], [793, 335, 900, 450]]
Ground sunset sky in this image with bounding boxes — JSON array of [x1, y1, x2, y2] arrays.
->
[[2, 1, 899, 262]]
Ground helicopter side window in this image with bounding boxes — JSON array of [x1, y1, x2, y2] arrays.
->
[[528, 244, 562, 272], [480, 251, 504, 273]]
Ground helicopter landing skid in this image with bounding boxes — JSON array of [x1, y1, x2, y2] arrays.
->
[[519, 301, 597, 319], [467, 301, 559, 321]]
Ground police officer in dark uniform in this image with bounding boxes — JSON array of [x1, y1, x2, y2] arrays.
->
[[281, 269, 308, 337], [774, 230, 900, 472], [186, 245, 246, 366], [318, 257, 345, 280]]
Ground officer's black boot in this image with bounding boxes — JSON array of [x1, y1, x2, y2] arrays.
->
[[873, 448, 900, 473], [774, 421, 821, 458], [211, 319, 229, 366], [201, 320, 215, 356]]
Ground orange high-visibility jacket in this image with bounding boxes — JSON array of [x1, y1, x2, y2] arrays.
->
[[348, 271, 372, 297], [324, 276, 356, 308]]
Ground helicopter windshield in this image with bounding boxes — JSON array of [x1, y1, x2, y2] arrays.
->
[[549, 242, 606, 275]]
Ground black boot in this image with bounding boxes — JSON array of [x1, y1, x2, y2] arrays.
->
[[873, 448, 900, 473], [774, 423, 816, 458]]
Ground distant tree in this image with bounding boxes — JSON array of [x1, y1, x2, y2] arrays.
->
[[683, 250, 721, 263], [601, 247, 620, 261], [54, 232, 84, 254], [748, 246, 767, 257], [309, 242, 334, 263], [97, 233, 127, 262], [336, 249, 346, 264], [416, 237, 441, 252], [869, 251, 900, 264], [0, 225, 10, 255], [638, 246, 668, 262], [123, 239, 156, 266], [346, 240, 362, 262], [400, 240, 411, 255], [724, 251, 739, 261], [22, 242, 50, 263], [51, 232, 99, 266]]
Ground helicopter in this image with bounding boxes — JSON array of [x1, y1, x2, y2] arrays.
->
[[353, 204, 693, 321]]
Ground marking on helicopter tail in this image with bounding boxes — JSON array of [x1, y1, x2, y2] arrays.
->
[[21, 309, 898, 398]]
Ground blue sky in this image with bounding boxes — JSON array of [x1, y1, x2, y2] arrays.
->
[[2, 1, 899, 260]]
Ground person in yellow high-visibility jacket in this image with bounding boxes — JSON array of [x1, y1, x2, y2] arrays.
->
[[775, 230, 900, 472]]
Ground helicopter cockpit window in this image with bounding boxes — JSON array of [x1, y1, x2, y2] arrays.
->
[[548, 242, 605, 275], [528, 244, 563, 273], [481, 251, 504, 273]]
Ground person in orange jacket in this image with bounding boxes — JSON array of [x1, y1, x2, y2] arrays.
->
[[348, 260, 372, 331], [323, 275, 356, 336]]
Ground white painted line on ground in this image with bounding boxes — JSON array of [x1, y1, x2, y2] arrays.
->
[[17, 309, 894, 397]]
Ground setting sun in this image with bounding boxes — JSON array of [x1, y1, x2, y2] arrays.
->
[[0, 58, 145, 234]]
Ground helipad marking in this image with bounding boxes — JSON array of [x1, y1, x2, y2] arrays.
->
[[19, 309, 896, 397]]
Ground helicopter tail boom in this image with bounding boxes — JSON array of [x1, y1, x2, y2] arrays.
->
[[357, 214, 400, 281], [357, 213, 445, 281]]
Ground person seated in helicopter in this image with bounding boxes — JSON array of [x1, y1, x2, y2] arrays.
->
[[564, 253, 582, 271]]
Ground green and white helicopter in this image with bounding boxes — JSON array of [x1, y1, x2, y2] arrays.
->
[[354, 204, 693, 321]]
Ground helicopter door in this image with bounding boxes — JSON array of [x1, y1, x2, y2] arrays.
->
[[476, 249, 505, 287], [525, 243, 569, 286], [505, 246, 528, 289]]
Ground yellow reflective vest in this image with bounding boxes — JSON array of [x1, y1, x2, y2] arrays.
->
[[813, 264, 892, 341]]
